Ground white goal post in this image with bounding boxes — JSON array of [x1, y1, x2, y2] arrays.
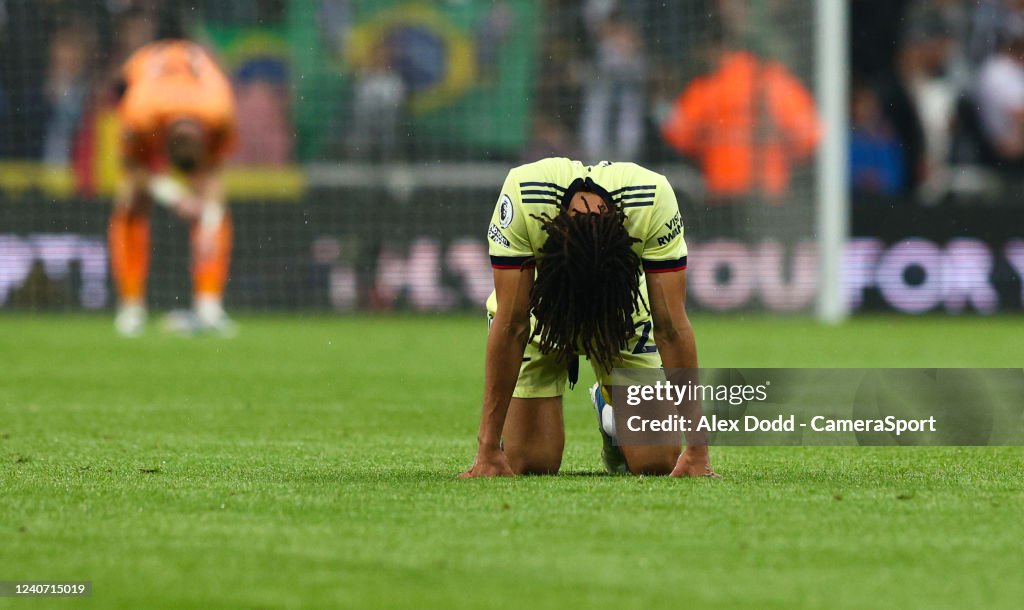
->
[[815, 0, 851, 324]]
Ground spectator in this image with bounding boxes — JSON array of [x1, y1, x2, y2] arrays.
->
[[879, 16, 956, 199], [850, 81, 905, 196], [975, 25, 1024, 167], [523, 113, 578, 162], [579, 2, 646, 162], [0, 77, 7, 155], [42, 24, 96, 166], [347, 40, 405, 162], [1, 0, 52, 159], [109, 7, 158, 73], [531, 0, 586, 130], [473, 1, 513, 86], [0, 4, 6, 147], [716, 0, 796, 67], [660, 40, 820, 203], [904, 0, 972, 89], [968, 0, 1024, 67]]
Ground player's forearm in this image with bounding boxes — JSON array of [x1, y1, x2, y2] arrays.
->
[[656, 317, 697, 370], [656, 318, 708, 451], [476, 318, 530, 450]]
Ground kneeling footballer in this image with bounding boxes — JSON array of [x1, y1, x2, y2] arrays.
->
[[462, 157, 717, 478]]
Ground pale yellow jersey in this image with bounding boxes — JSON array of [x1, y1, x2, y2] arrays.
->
[[486, 157, 687, 292], [483, 158, 689, 397], [481, 157, 688, 395]]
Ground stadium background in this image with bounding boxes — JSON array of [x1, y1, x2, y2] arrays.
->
[[1, 0, 1020, 316], [3, 3, 1023, 608]]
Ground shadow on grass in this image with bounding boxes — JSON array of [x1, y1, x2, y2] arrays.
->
[[554, 470, 624, 478], [320, 467, 626, 484]]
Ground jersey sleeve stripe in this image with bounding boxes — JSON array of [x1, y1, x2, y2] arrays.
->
[[618, 192, 657, 200], [621, 201, 655, 208], [522, 198, 560, 205], [519, 181, 566, 192], [611, 184, 657, 195], [490, 255, 536, 269], [642, 257, 687, 272], [520, 189, 562, 196]]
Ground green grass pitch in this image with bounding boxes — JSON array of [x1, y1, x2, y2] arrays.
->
[[1, 314, 1022, 609]]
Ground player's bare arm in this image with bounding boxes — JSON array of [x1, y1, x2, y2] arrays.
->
[[170, 165, 224, 223], [460, 266, 534, 478], [645, 268, 718, 477]]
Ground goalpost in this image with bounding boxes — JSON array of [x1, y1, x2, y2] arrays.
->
[[815, 0, 851, 324]]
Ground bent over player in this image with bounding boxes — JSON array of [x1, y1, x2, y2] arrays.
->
[[462, 158, 716, 478], [110, 39, 237, 336]]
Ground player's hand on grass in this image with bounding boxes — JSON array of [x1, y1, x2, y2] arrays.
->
[[670, 446, 719, 478], [460, 447, 514, 478]]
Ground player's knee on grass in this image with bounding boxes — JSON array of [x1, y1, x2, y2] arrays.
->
[[502, 396, 564, 475], [622, 446, 679, 476], [505, 443, 563, 475]]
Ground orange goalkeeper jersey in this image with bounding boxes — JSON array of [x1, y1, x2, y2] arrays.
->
[[119, 40, 237, 166]]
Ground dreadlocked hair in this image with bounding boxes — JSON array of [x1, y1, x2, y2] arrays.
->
[[530, 198, 646, 373]]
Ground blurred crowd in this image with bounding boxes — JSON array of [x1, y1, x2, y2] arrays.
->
[[0, 0, 156, 163], [531, 0, 821, 204], [0, 0, 1020, 203], [851, 0, 1024, 202], [0, 0, 290, 171]]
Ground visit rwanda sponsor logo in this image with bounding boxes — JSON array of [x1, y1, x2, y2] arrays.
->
[[488, 224, 510, 248]]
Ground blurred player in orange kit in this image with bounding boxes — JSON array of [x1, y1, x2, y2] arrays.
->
[[110, 39, 237, 336]]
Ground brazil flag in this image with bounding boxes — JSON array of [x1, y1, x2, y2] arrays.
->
[[288, 0, 539, 161]]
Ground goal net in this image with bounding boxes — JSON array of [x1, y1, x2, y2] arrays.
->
[[0, 0, 823, 314]]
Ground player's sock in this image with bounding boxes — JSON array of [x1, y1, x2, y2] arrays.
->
[[590, 383, 629, 474], [189, 209, 235, 336], [109, 209, 150, 336], [596, 387, 618, 439], [109, 209, 151, 304], [190, 208, 232, 308]]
